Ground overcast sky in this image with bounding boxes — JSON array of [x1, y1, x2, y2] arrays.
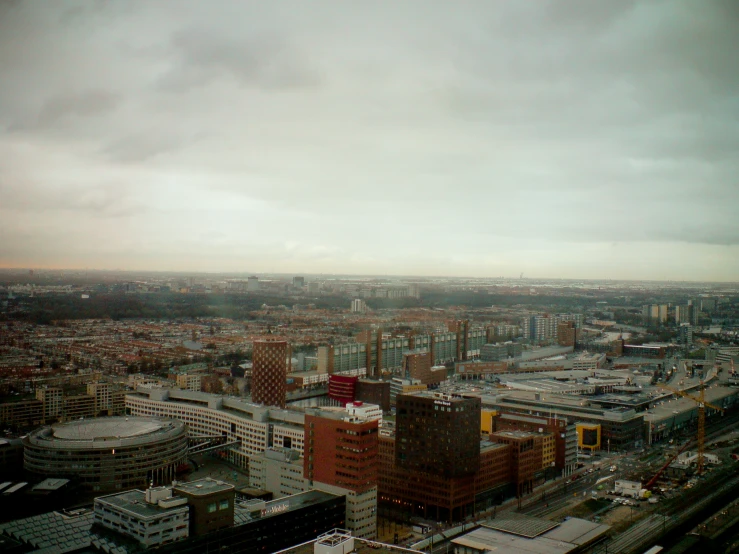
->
[[1, 1, 738, 280]]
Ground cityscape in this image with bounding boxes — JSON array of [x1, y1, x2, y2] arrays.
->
[[1, 1, 739, 554], [1, 270, 739, 553]]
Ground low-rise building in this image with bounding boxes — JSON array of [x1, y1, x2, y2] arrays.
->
[[94, 486, 190, 548]]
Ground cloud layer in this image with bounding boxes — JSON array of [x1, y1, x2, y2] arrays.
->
[[1, 0, 738, 279]]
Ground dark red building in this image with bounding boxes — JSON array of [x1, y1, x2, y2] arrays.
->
[[328, 374, 358, 405], [395, 392, 480, 478], [355, 379, 390, 413], [252, 340, 288, 408], [304, 412, 379, 493]]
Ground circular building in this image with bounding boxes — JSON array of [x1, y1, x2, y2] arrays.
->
[[23, 416, 188, 491]]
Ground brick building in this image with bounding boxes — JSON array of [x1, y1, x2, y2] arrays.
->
[[492, 412, 578, 476], [304, 412, 378, 492], [378, 434, 512, 522], [252, 340, 288, 408], [304, 411, 379, 538], [557, 321, 577, 347], [489, 431, 547, 496], [396, 392, 480, 478], [403, 350, 432, 384], [355, 379, 390, 412]]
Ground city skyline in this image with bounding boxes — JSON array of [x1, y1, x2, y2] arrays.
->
[[1, 1, 738, 281]]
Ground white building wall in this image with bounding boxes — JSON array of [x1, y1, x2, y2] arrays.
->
[[94, 498, 189, 547], [126, 395, 272, 468], [314, 482, 377, 540]]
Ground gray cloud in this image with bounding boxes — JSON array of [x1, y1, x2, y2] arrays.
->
[[0, 0, 738, 279], [157, 28, 322, 92], [9, 90, 120, 131]]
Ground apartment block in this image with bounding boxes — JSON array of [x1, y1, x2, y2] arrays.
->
[[176, 374, 202, 392], [36, 387, 63, 421], [60, 394, 95, 421], [0, 400, 43, 428]]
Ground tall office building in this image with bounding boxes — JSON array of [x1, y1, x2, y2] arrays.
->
[[252, 340, 288, 408], [304, 411, 379, 538], [247, 276, 260, 292], [292, 276, 305, 288], [304, 412, 378, 493], [395, 392, 480, 478]]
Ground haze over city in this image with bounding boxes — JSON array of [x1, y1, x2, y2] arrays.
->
[[1, 1, 738, 280]]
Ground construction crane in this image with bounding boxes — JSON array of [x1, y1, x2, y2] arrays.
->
[[658, 382, 724, 475]]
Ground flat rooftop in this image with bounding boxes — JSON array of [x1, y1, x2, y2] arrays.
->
[[480, 440, 510, 453], [52, 417, 167, 440], [96, 490, 188, 519], [175, 478, 235, 496], [453, 516, 610, 554], [519, 346, 574, 361], [32, 478, 70, 492], [490, 430, 540, 440]]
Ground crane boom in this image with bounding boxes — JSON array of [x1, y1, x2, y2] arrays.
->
[[657, 381, 724, 475], [657, 383, 723, 412], [645, 441, 691, 490]]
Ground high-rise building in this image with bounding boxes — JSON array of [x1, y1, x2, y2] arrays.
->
[[304, 410, 379, 538], [402, 350, 432, 384], [678, 323, 693, 348], [304, 412, 378, 493], [557, 321, 577, 347], [247, 276, 259, 292], [675, 304, 697, 326], [350, 298, 368, 313], [252, 340, 288, 408], [292, 276, 305, 288], [522, 314, 582, 342], [643, 304, 669, 324], [395, 392, 481, 478]]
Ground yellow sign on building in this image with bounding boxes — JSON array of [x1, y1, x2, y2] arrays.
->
[[576, 423, 601, 451]]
